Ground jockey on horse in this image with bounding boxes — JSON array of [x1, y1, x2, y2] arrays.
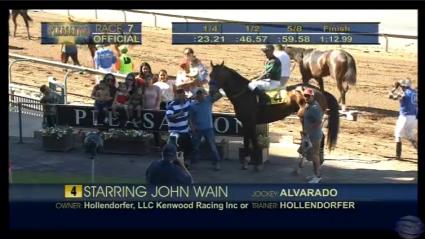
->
[[248, 44, 282, 106]]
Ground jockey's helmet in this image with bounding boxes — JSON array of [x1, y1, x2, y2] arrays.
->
[[261, 44, 274, 52]]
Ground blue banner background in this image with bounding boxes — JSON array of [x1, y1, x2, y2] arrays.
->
[[9, 184, 418, 230], [10, 201, 417, 230], [9, 184, 417, 202]]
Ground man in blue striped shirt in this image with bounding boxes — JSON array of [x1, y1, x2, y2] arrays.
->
[[166, 88, 192, 164]]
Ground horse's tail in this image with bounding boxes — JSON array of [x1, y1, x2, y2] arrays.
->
[[324, 91, 339, 151], [343, 52, 357, 86], [20, 10, 32, 22]]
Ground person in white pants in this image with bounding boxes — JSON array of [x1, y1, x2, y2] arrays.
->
[[388, 79, 418, 159], [248, 44, 282, 106]]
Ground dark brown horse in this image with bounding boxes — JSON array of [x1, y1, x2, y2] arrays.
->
[[283, 46, 357, 111], [209, 62, 340, 171], [10, 10, 32, 39]]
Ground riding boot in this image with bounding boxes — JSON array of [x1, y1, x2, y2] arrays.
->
[[396, 142, 402, 160], [253, 88, 270, 106]]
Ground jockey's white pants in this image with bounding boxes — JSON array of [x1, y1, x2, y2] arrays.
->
[[248, 79, 281, 91], [394, 115, 417, 142], [280, 76, 290, 88]]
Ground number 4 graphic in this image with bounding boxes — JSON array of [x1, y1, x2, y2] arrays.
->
[[71, 186, 77, 196]]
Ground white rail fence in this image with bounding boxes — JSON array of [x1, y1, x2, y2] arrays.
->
[[9, 53, 127, 104]]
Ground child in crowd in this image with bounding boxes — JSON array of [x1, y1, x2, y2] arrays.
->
[[93, 81, 113, 125], [128, 86, 144, 121], [154, 69, 176, 110], [112, 82, 130, 121]]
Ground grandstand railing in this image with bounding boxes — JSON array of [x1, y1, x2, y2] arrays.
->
[[9, 94, 43, 116], [9, 53, 128, 104], [9, 94, 44, 143]]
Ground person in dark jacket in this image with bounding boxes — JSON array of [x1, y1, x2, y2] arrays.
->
[[83, 131, 104, 159], [146, 143, 193, 185]]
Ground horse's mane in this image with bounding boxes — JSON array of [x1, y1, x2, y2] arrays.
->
[[303, 48, 315, 55], [222, 65, 250, 85]]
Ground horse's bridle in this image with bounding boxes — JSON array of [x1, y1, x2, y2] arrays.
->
[[210, 77, 248, 100]]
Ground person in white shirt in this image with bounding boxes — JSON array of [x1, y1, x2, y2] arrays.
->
[[274, 44, 291, 88], [154, 69, 176, 110]]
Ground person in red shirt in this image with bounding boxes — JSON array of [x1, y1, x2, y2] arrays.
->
[[112, 82, 130, 122]]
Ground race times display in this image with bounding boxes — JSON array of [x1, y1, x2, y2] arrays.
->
[[172, 22, 379, 44]]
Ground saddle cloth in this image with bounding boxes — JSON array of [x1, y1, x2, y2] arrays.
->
[[265, 88, 288, 105]]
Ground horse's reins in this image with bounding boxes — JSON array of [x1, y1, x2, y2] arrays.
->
[[226, 88, 249, 100], [210, 78, 248, 101]]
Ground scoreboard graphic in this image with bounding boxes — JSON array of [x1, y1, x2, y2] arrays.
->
[[172, 22, 380, 44], [64, 185, 83, 198], [41, 22, 142, 44]]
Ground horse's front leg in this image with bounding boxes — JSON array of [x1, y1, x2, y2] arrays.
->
[[336, 80, 347, 111], [301, 73, 310, 86], [24, 18, 31, 40], [299, 64, 310, 86], [13, 15, 18, 37], [341, 88, 348, 112], [317, 77, 325, 92], [241, 134, 250, 170], [250, 129, 264, 172]]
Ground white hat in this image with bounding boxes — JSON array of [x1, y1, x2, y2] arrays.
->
[[399, 79, 412, 88]]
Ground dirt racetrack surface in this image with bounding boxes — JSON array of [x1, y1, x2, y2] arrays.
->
[[9, 11, 418, 182]]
